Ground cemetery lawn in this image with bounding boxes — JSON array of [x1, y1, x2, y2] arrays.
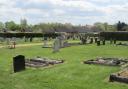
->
[[0, 43, 128, 89]]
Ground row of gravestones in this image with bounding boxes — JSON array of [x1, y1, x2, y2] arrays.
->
[[79, 37, 105, 46], [96, 39, 105, 46], [80, 37, 112, 46], [80, 37, 98, 45], [96, 38, 117, 46], [8, 36, 117, 55]]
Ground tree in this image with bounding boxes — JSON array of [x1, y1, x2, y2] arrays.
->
[[94, 22, 107, 31], [5, 21, 20, 31], [5, 21, 15, 30], [104, 23, 108, 31], [122, 25, 128, 31], [94, 22, 116, 31], [117, 21, 127, 31]]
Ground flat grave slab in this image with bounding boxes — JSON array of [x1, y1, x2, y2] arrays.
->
[[83, 57, 128, 66], [25, 57, 64, 68]]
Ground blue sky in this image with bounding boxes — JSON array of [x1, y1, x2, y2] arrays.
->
[[0, 0, 128, 25]]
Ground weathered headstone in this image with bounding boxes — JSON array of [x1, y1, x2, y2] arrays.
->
[[11, 37, 16, 49], [43, 40, 47, 47], [30, 37, 33, 42], [81, 36, 87, 44], [42, 37, 48, 48], [97, 38, 100, 46], [90, 38, 93, 44], [97, 41, 100, 46], [102, 40, 105, 45], [102, 38, 105, 45], [59, 37, 63, 48], [58, 33, 66, 48], [110, 38, 113, 44], [114, 39, 117, 44], [13, 55, 25, 72], [94, 38, 97, 43], [53, 38, 60, 53], [6, 38, 11, 48]]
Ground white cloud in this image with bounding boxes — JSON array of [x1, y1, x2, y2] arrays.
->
[[0, 0, 128, 24]]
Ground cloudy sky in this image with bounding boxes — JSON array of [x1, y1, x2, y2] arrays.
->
[[0, 0, 128, 25]]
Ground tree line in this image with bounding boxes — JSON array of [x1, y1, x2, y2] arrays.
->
[[0, 19, 128, 32]]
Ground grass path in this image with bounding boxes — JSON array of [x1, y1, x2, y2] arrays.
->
[[0, 42, 49, 48], [0, 40, 80, 48]]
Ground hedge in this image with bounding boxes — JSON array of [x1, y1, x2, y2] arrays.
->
[[100, 31, 128, 41], [0, 32, 60, 38]]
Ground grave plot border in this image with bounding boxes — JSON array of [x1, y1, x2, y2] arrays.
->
[[25, 58, 64, 68], [109, 71, 128, 84], [83, 57, 128, 67]]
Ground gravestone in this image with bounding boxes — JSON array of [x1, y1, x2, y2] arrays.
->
[[53, 38, 60, 53], [110, 38, 113, 44], [6, 38, 11, 48], [58, 33, 66, 48], [90, 38, 93, 44], [43, 37, 48, 48], [97, 38, 100, 46], [97, 41, 100, 46], [43, 40, 47, 47], [81, 36, 87, 44], [58, 37, 63, 48], [94, 38, 97, 43], [30, 37, 33, 42], [11, 37, 16, 49], [114, 39, 117, 44], [13, 55, 25, 72], [102, 40, 105, 45]]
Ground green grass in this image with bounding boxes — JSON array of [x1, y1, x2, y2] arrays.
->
[[0, 43, 128, 89]]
